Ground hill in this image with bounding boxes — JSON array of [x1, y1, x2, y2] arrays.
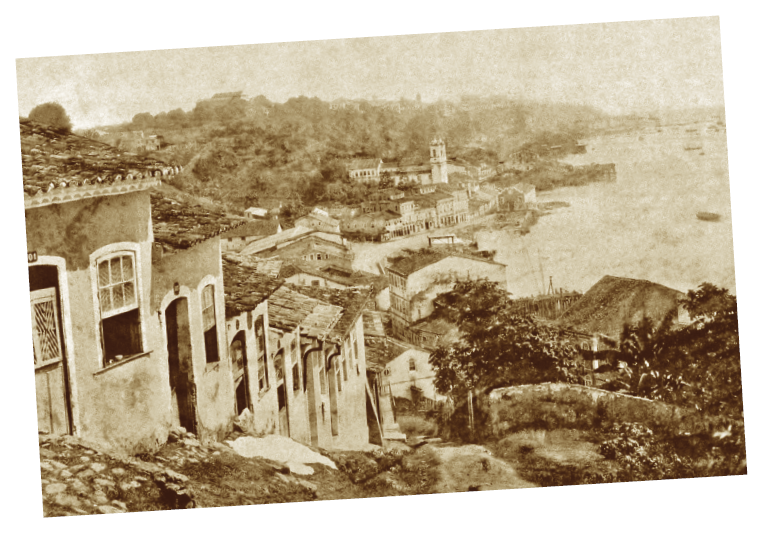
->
[[88, 95, 610, 215]]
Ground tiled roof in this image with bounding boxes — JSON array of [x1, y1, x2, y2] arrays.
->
[[267, 286, 343, 339], [296, 211, 339, 227], [364, 338, 412, 372], [222, 257, 285, 319], [386, 246, 502, 276], [512, 182, 536, 194], [288, 285, 372, 341], [348, 158, 382, 171], [556, 275, 685, 338], [362, 310, 387, 338], [151, 191, 246, 252], [222, 253, 283, 277], [281, 261, 387, 292], [20, 118, 176, 207], [220, 219, 280, 239], [240, 226, 314, 255]]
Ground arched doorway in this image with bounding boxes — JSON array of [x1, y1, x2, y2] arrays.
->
[[165, 298, 196, 433], [230, 331, 250, 415]]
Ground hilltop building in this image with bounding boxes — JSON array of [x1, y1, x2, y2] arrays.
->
[[347, 139, 449, 186]]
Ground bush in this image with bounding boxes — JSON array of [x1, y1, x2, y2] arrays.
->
[[29, 102, 72, 133]]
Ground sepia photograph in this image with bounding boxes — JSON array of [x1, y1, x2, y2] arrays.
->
[[5, 3, 759, 528]]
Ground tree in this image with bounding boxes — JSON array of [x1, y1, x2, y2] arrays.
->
[[611, 283, 742, 420], [29, 102, 72, 133], [428, 279, 583, 399], [131, 112, 154, 130]]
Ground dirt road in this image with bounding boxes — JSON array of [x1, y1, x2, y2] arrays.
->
[[420, 443, 537, 493]]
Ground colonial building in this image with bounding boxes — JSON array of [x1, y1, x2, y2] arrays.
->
[[23, 118, 245, 452], [341, 184, 469, 241], [267, 285, 374, 448], [295, 207, 341, 234], [221, 258, 284, 428], [347, 139, 449, 186], [385, 247, 510, 341]]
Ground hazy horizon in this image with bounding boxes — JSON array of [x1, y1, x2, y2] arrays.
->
[[16, 17, 725, 130]]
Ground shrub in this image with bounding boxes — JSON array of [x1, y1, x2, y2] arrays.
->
[[29, 102, 72, 133]]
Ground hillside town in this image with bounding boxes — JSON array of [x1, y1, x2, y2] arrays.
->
[[17, 15, 746, 520]]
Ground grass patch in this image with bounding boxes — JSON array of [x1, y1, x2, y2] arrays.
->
[[397, 415, 438, 437]]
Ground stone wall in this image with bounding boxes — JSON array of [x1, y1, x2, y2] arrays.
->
[[487, 383, 704, 437]]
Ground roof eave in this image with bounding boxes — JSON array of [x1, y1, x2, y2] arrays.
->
[[24, 177, 162, 210]]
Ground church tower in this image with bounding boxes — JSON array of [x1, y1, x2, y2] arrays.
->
[[429, 138, 448, 184]]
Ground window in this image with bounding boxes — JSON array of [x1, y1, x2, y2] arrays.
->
[[319, 364, 326, 395], [351, 332, 358, 365], [258, 353, 269, 391], [255, 316, 268, 391], [202, 285, 219, 363], [336, 364, 343, 392], [290, 338, 300, 391], [97, 253, 142, 365], [409, 359, 416, 372], [312, 280, 320, 286]]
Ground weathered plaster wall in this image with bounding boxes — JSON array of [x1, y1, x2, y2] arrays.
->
[[487, 383, 704, 436], [26, 192, 171, 453], [25, 192, 151, 271], [337, 318, 370, 448], [154, 239, 234, 444]]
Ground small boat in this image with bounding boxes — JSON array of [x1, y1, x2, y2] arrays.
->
[[697, 211, 721, 222]]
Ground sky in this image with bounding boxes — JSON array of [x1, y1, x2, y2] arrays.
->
[[15, 17, 725, 130]]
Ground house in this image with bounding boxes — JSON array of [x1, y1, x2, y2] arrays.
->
[[221, 258, 284, 425], [501, 183, 537, 210], [150, 190, 250, 445], [244, 207, 269, 220], [556, 275, 691, 342], [386, 246, 509, 342], [23, 118, 242, 452], [220, 219, 282, 252], [501, 149, 540, 172], [378, 341, 448, 407], [269, 285, 375, 448], [254, 233, 355, 270], [280, 262, 390, 311], [348, 158, 383, 182], [295, 208, 341, 234]]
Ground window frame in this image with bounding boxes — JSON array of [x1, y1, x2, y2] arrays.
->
[[201, 284, 220, 364], [90, 245, 147, 369]]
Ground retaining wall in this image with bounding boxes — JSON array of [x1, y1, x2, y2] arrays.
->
[[487, 383, 705, 436]]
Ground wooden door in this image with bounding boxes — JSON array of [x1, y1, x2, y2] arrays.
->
[[31, 288, 70, 435]]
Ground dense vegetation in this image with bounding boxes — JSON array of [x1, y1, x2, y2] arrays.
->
[[427, 279, 745, 480], [91, 95, 608, 212]]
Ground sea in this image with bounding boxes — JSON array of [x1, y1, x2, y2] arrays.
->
[[477, 126, 736, 297]]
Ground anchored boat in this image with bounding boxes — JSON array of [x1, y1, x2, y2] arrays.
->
[[697, 211, 721, 222]]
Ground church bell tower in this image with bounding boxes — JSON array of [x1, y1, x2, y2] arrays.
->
[[430, 138, 448, 184]]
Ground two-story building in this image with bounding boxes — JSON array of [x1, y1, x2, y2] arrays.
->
[[386, 247, 510, 341]]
